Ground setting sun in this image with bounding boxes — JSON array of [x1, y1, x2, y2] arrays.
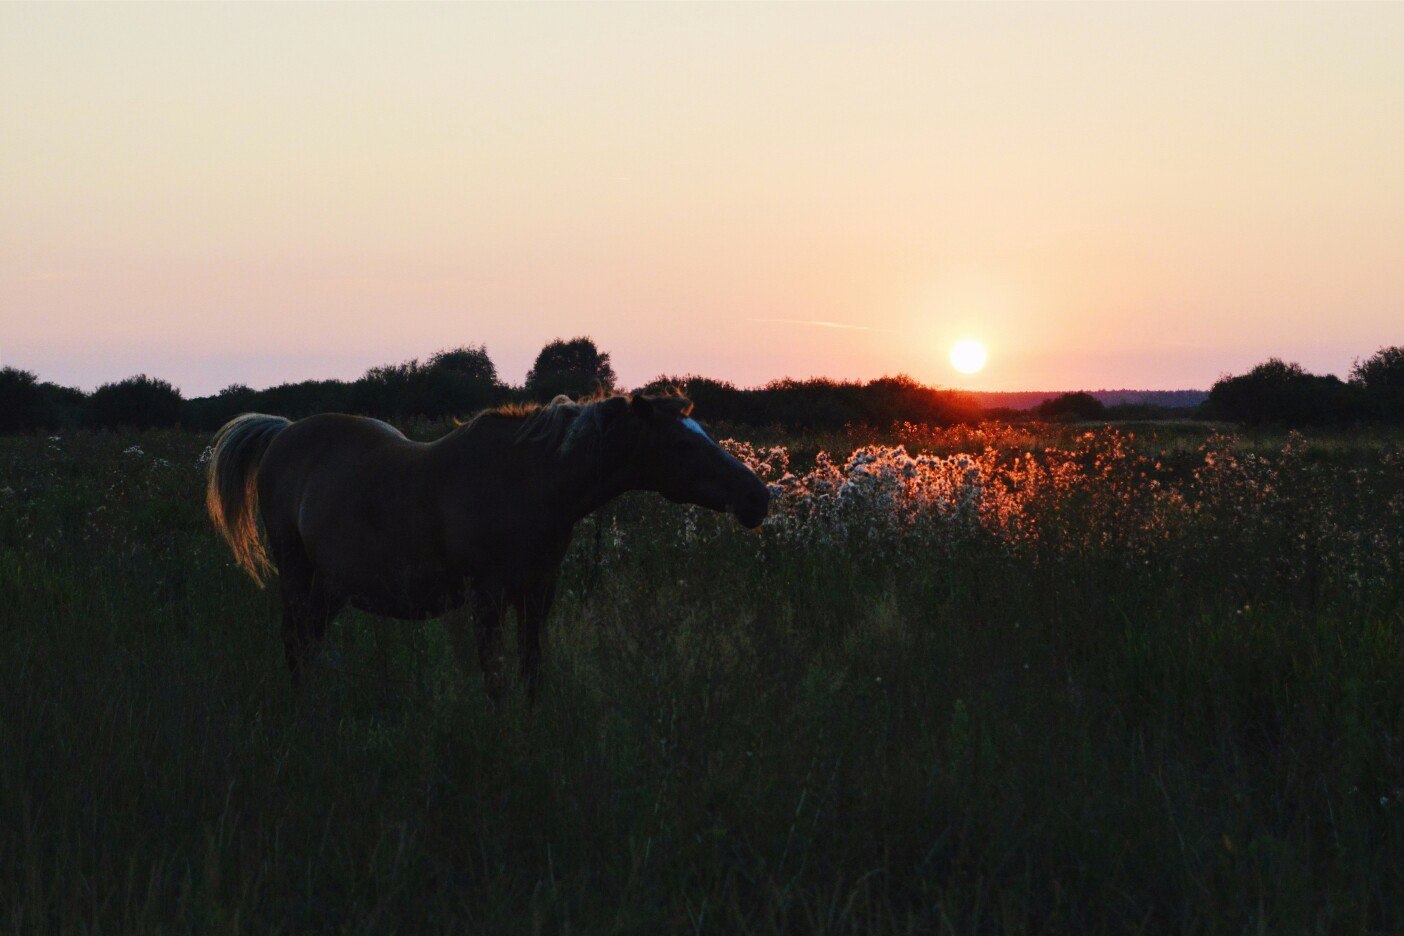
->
[[950, 340, 988, 375]]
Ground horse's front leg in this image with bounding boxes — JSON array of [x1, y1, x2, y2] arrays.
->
[[516, 581, 557, 704], [443, 584, 508, 704]]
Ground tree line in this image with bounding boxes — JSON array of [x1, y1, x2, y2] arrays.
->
[[1014, 348, 1404, 426], [1200, 349, 1404, 425], [2, 339, 1401, 433], [0, 337, 982, 433]]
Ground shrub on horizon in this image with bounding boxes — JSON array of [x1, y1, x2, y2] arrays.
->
[[86, 375, 184, 429], [1036, 391, 1106, 422], [1351, 346, 1404, 420], [525, 337, 617, 402], [1205, 358, 1358, 426], [0, 367, 44, 433]]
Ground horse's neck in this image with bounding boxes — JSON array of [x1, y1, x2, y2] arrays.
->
[[436, 417, 636, 526], [554, 449, 634, 523]]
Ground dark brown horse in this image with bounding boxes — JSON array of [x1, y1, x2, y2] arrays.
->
[[206, 392, 769, 700]]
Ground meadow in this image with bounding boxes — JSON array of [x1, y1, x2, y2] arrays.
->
[[3, 419, 1404, 933]]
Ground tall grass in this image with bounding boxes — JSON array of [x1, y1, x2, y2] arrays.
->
[[2, 424, 1402, 932]]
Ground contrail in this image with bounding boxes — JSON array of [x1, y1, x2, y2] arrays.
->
[[755, 318, 894, 333]]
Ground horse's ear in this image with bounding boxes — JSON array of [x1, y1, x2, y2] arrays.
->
[[653, 395, 693, 418]]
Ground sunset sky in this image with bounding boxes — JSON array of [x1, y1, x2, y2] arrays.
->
[[3, 3, 1401, 396]]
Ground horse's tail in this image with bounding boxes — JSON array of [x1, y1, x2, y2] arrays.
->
[[205, 413, 291, 587]]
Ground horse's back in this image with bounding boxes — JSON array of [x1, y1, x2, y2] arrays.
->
[[260, 412, 408, 496], [258, 414, 440, 570], [253, 411, 558, 617], [274, 412, 408, 452]]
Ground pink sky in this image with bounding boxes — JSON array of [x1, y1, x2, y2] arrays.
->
[[3, 3, 1401, 395]]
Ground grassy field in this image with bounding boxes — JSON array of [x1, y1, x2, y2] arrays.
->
[[3, 421, 1404, 933]]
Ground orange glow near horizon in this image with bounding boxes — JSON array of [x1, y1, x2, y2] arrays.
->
[[3, 4, 1403, 396]]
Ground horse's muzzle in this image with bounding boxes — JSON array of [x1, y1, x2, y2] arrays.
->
[[732, 486, 771, 529]]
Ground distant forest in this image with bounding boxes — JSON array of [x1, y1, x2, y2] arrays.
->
[[970, 389, 1208, 412], [1, 338, 1401, 433]]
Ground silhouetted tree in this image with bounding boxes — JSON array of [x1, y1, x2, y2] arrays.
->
[[354, 346, 504, 419], [186, 384, 259, 430], [865, 374, 981, 425], [1205, 358, 1357, 426], [525, 337, 616, 401], [1037, 392, 1106, 422], [0, 367, 44, 433], [638, 372, 978, 428], [355, 360, 432, 417], [255, 379, 354, 419], [428, 345, 498, 385], [641, 374, 746, 418], [36, 382, 85, 429], [1351, 346, 1404, 420], [87, 375, 184, 429]]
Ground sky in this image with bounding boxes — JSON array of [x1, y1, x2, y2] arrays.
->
[[2, 3, 1401, 396]]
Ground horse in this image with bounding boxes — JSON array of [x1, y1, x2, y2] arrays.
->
[[205, 391, 770, 700]]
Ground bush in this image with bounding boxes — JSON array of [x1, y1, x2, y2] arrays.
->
[[354, 347, 505, 420], [184, 384, 259, 430], [0, 367, 44, 433], [1351, 346, 1404, 420], [1036, 392, 1106, 422], [36, 381, 86, 429], [641, 374, 744, 419], [86, 375, 184, 429], [1205, 359, 1358, 426], [638, 373, 979, 428], [250, 379, 355, 420], [427, 345, 498, 385], [180, 345, 509, 427], [525, 337, 617, 401]]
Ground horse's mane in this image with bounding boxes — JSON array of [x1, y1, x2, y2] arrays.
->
[[459, 394, 613, 457], [459, 390, 691, 457], [513, 394, 617, 455]]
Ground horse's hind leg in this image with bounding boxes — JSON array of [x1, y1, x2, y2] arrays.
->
[[271, 534, 342, 689], [281, 582, 341, 689]]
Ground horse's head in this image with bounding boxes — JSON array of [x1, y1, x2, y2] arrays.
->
[[623, 393, 770, 528]]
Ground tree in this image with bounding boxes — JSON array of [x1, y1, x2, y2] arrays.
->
[[0, 367, 44, 433], [353, 345, 504, 419], [186, 384, 259, 430], [865, 374, 981, 425], [86, 375, 184, 429], [1036, 391, 1106, 422], [1351, 346, 1404, 420], [36, 381, 85, 430], [525, 337, 617, 401], [641, 374, 744, 420], [1205, 358, 1357, 426], [427, 345, 498, 385]]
